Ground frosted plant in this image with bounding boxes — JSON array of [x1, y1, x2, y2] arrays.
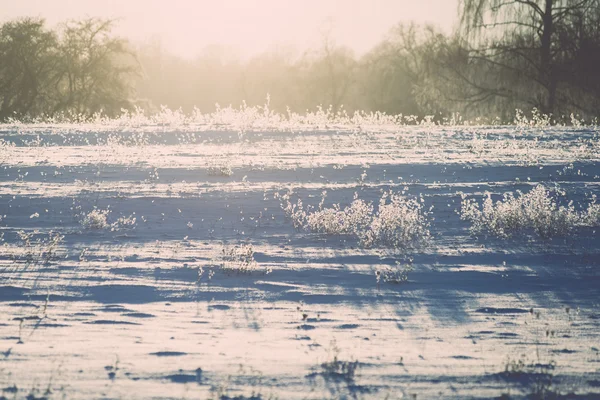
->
[[40, 231, 65, 264], [207, 165, 233, 177], [461, 185, 598, 239], [80, 208, 110, 230], [216, 244, 266, 274], [80, 208, 136, 231], [305, 199, 373, 237], [583, 195, 600, 226], [514, 107, 552, 127], [289, 191, 431, 251], [111, 214, 137, 231], [570, 113, 584, 127], [308, 339, 359, 388], [521, 186, 579, 238], [0, 139, 15, 163], [361, 192, 430, 249], [278, 190, 307, 230], [15, 230, 64, 265], [376, 261, 414, 284]]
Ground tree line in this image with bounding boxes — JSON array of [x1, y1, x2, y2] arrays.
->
[[0, 18, 136, 120], [2, 0, 599, 122]]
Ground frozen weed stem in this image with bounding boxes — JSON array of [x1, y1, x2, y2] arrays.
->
[[16, 230, 64, 265], [376, 260, 414, 284], [216, 243, 270, 274]]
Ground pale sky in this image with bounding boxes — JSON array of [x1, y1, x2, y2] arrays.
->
[[1, 0, 458, 59]]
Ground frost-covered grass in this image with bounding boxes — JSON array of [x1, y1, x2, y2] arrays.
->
[[2, 105, 599, 176], [461, 185, 600, 239], [0, 103, 450, 133], [4, 103, 598, 136], [281, 191, 431, 251]]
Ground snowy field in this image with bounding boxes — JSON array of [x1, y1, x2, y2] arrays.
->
[[1, 116, 600, 399]]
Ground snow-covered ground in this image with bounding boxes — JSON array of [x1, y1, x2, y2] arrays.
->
[[1, 122, 599, 399]]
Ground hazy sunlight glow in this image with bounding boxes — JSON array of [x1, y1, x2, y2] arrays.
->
[[2, 0, 457, 58]]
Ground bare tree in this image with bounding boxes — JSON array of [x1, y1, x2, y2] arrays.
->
[[458, 0, 600, 115], [298, 21, 356, 112]]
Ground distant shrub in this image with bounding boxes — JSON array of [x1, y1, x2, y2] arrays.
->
[[461, 185, 600, 239]]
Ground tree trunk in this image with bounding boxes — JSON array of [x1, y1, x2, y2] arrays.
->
[[540, 0, 556, 114]]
